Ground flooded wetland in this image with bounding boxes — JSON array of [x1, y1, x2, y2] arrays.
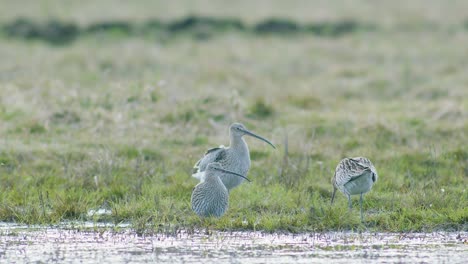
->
[[1, 223, 466, 263], [1, 0, 468, 263]]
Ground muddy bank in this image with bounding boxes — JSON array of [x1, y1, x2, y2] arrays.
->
[[2, 16, 374, 44]]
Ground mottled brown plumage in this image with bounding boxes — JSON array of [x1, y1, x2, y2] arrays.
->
[[331, 157, 378, 221]]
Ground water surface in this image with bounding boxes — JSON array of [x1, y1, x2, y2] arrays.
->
[[0, 222, 466, 263]]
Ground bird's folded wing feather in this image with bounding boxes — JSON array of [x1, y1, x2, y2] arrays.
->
[[192, 147, 226, 175], [352, 158, 377, 175], [336, 159, 372, 186]]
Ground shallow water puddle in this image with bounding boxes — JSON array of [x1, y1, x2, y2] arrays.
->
[[0, 222, 466, 263]]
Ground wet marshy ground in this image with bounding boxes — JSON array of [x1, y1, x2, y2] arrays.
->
[[0, 222, 466, 263]]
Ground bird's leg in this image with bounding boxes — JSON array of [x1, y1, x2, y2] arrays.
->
[[360, 193, 364, 222], [331, 187, 337, 205], [347, 195, 352, 210]]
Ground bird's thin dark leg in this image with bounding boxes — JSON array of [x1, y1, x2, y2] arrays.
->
[[347, 195, 352, 210], [360, 193, 364, 222], [331, 187, 337, 205]]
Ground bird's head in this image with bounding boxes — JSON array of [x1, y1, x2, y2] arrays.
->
[[206, 162, 251, 182], [229, 123, 276, 149]]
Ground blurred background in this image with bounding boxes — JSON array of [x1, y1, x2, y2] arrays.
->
[[0, 0, 466, 230]]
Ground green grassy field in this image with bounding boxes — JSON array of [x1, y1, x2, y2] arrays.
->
[[0, 0, 467, 233]]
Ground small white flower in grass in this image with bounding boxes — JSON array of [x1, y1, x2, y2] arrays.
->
[[429, 204, 433, 207], [254, 219, 260, 226], [440, 188, 445, 193], [87, 208, 112, 217]]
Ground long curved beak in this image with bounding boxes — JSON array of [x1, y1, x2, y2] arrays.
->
[[214, 167, 251, 182], [241, 128, 276, 149]]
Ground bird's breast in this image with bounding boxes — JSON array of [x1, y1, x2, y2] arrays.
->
[[225, 147, 250, 173], [344, 172, 374, 195]]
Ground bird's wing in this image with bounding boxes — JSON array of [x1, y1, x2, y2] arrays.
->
[[335, 158, 372, 186], [192, 147, 227, 175], [352, 157, 378, 175]]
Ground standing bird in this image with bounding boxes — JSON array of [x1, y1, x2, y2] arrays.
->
[[331, 157, 378, 221], [192, 123, 275, 190], [191, 162, 251, 218]]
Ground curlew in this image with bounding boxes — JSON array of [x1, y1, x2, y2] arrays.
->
[[191, 162, 251, 218], [192, 123, 275, 190], [331, 157, 378, 221]]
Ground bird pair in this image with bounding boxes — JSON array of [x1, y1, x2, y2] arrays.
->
[[191, 123, 378, 221], [191, 123, 275, 218]]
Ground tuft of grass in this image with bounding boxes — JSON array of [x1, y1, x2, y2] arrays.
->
[[28, 121, 47, 134], [287, 95, 322, 109], [248, 99, 275, 119]]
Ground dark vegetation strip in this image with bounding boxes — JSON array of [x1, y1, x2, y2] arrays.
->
[[1, 16, 376, 44]]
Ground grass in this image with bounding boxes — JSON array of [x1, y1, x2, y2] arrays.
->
[[0, 0, 467, 233]]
